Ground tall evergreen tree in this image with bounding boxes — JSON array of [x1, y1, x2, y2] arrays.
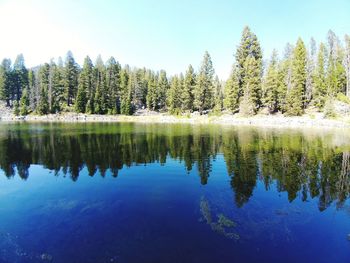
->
[[76, 56, 94, 113], [63, 51, 78, 106], [120, 68, 132, 115], [262, 50, 279, 112], [276, 43, 294, 112], [224, 64, 240, 113], [50, 60, 65, 113], [146, 71, 157, 110], [235, 26, 263, 107], [213, 76, 223, 112], [305, 38, 317, 104], [194, 51, 214, 113], [239, 56, 261, 115], [0, 58, 12, 106], [19, 87, 29, 115], [313, 43, 327, 108], [106, 57, 121, 114], [285, 38, 307, 116], [167, 75, 181, 113], [13, 54, 28, 102], [157, 70, 169, 110], [37, 63, 50, 115], [326, 30, 346, 96], [28, 69, 37, 111], [94, 55, 108, 114], [182, 65, 195, 111]]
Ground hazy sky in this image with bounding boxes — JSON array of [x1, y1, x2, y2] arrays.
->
[[0, 0, 349, 79]]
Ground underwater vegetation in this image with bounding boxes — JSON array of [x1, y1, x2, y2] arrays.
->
[[199, 197, 240, 240]]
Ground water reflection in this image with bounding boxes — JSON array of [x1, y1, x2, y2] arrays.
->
[[0, 123, 350, 210]]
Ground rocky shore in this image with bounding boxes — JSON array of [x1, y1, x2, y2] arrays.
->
[[1, 110, 350, 129]]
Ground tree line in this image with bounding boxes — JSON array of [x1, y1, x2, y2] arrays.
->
[[1, 26, 350, 116]]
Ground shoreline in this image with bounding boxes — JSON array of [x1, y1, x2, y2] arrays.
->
[[1, 112, 350, 129]]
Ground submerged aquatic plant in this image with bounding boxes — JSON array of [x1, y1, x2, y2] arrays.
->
[[199, 197, 240, 240]]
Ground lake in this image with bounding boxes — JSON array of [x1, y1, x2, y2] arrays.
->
[[0, 122, 349, 263]]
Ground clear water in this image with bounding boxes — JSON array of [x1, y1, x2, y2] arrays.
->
[[0, 122, 349, 263]]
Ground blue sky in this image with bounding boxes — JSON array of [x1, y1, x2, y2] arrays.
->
[[0, 0, 349, 78]]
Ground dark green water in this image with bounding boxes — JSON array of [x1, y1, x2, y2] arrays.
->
[[0, 122, 349, 263]]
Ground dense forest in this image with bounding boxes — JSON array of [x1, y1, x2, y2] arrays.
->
[[0, 26, 350, 116]]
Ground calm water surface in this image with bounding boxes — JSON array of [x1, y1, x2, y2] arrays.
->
[[0, 122, 349, 263]]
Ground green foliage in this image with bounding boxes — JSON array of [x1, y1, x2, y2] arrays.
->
[[37, 64, 50, 115], [157, 70, 169, 110], [167, 75, 182, 113], [240, 56, 261, 114], [326, 30, 346, 97], [13, 54, 28, 102], [182, 65, 195, 111], [336, 92, 350, 104], [213, 76, 223, 113], [146, 71, 158, 110], [0, 59, 12, 106], [120, 69, 132, 115], [224, 65, 240, 113], [106, 57, 121, 114], [324, 99, 337, 118], [313, 43, 327, 108], [262, 50, 279, 112], [194, 51, 214, 113], [63, 51, 78, 106], [285, 38, 307, 116], [75, 56, 94, 113], [13, 100, 19, 116], [19, 87, 29, 115]]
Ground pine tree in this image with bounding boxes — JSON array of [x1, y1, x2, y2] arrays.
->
[[213, 76, 223, 113], [75, 80, 87, 113], [0, 58, 12, 106], [182, 65, 195, 111], [234, 26, 263, 113], [19, 87, 29, 115], [37, 64, 50, 115], [305, 38, 317, 104], [285, 38, 307, 116], [50, 60, 65, 113], [157, 70, 169, 110], [146, 71, 157, 110], [13, 54, 28, 102], [167, 75, 181, 113], [63, 51, 78, 106], [276, 43, 294, 112], [326, 30, 346, 96], [106, 57, 121, 114], [76, 56, 94, 113], [13, 100, 19, 116], [94, 55, 108, 114], [120, 68, 132, 115], [239, 56, 261, 115], [194, 51, 214, 113], [313, 43, 327, 108], [224, 64, 240, 113], [262, 50, 279, 112], [28, 69, 37, 111]]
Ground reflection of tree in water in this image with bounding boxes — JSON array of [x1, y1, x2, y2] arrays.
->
[[0, 123, 350, 210]]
